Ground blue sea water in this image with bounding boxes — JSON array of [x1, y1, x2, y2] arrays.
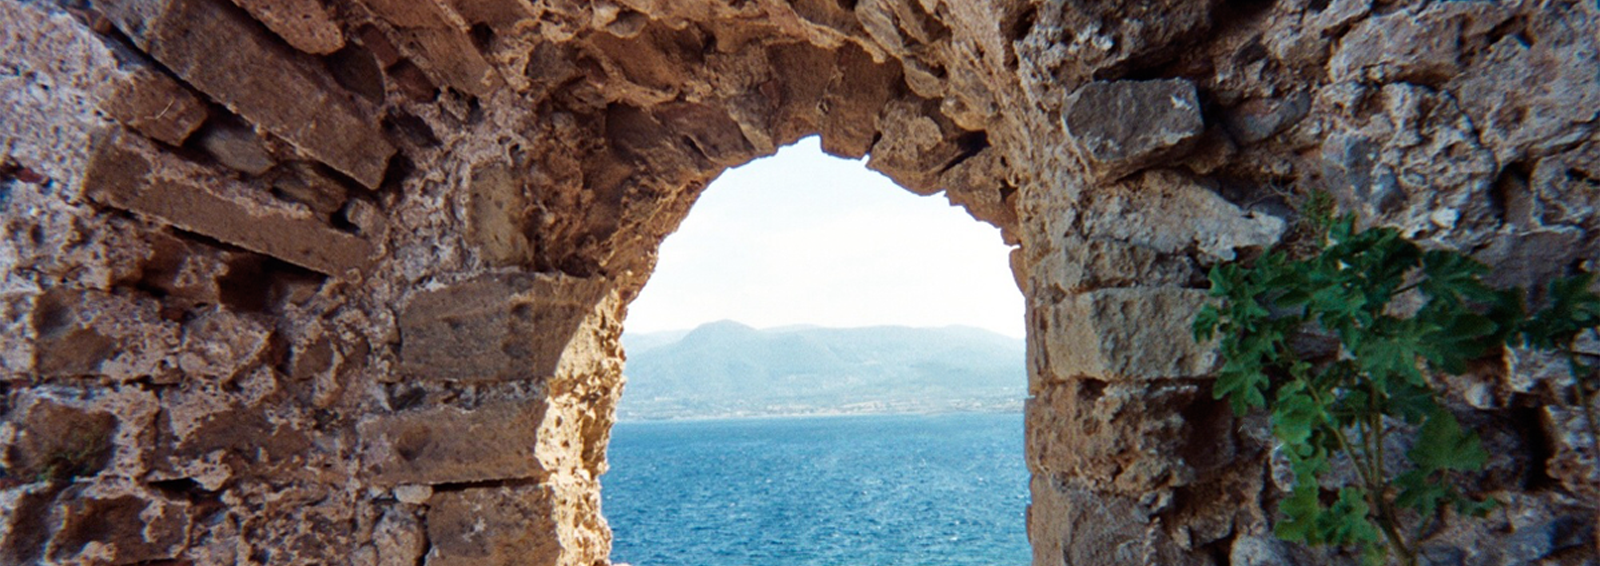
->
[[603, 412, 1031, 566]]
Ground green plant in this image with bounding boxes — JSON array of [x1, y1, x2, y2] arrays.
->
[[1194, 214, 1518, 565]]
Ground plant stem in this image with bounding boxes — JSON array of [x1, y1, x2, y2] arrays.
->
[[1299, 356, 1427, 562]]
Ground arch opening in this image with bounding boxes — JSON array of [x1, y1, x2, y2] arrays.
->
[[607, 135, 1028, 564]]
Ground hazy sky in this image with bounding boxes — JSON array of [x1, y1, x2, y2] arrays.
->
[[624, 136, 1024, 338]]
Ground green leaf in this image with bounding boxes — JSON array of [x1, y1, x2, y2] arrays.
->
[[1409, 410, 1487, 472], [1193, 304, 1221, 342], [1394, 468, 1450, 518], [1272, 384, 1322, 446], [1275, 485, 1323, 543], [1190, 210, 1539, 559]]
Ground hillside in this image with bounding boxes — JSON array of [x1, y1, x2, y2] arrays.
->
[[618, 321, 1026, 420]]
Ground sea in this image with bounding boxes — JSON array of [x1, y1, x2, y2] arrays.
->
[[603, 412, 1031, 566]]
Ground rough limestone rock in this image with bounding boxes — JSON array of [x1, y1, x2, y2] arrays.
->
[[1064, 79, 1204, 182], [2, 0, 1598, 564]]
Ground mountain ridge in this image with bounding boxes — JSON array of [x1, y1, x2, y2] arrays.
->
[[618, 321, 1026, 420]]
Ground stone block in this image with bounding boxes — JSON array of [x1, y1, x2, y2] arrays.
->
[[466, 163, 534, 266], [1529, 141, 1600, 228], [229, 0, 345, 54], [654, 101, 758, 167], [1041, 235, 1199, 295], [84, 130, 375, 277], [865, 98, 967, 196], [98, 0, 394, 187], [397, 27, 504, 98], [1064, 169, 1286, 261], [425, 484, 560, 566], [30, 287, 179, 380], [820, 44, 900, 159], [353, 0, 503, 97], [1222, 92, 1310, 145], [176, 307, 273, 381], [768, 42, 833, 145], [1026, 379, 1219, 494], [938, 147, 1019, 235], [45, 489, 191, 564], [1, 395, 118, 482], [359, 400, 547, 486], [1043, 287, 1217, 382], [95, 65, 208, 147], [1329, 11, 1467, 85], [267, 161, 353, 221], [441, 0, 536, 27], [1064, 79, 1204, 182], [194, 119, 276, 175], [0, 482, 58, 564], [1028, 475, 1205, 566], [1449, 22, 1600, 164], [1475, 228, 1590, 300], [397, 273, 606, 382], [374, 508, 427, 566]]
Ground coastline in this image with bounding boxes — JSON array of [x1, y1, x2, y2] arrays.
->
[[613, 400, 1025, 425]]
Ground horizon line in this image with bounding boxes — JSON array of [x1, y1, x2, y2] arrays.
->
[[623, 319, 1026, 338]]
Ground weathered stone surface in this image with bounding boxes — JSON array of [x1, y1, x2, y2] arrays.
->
[[359, 400, 546, 486], [1222, 92, 1310, 146], [865, 98, 969, 195], [1042, 287, 1217, 382], [84, 130, 375, 277], [1028, 475, 1205, 566], [45, 488, 192, 564], [1327, 4, 1499, 85], [1529, 141, 1600, 229], [1064, 79, 1204, 182], [176, 307, 273, 381], [373, 507, 428, 566], [8, 0, 1600, 564], [939, 147, 1020, 237], [425, 485, 561, 566], [267, 161, 353, 221], [1040, 236, 1200, 296], [95, 66, 208, 147], [1448, 12, 1600, 164], [1314, 82, 1500, 239], [1, 395, 118, 482], [194, 119, 277, 176], [0, 482, 59, 564], [398, 273, 606, 382], [354, 0, 503, 97], [467, 163, 535, 266], [230, 0, 346, 55], [30, 288, 179, 380], [98, 0, 394, 187], [1026, 379, 1205, 494], [1542, 402, 1600, 501], [819, 44, 901, 159], [1063, 170, 1285, 262]]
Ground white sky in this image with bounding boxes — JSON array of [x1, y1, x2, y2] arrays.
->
[[624, 136, 1024, 338]]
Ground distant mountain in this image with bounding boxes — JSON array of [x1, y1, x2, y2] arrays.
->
[[617, 321, 1026, 420]]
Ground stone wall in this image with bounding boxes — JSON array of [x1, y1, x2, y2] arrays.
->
[[1, 0, 1596, 564]]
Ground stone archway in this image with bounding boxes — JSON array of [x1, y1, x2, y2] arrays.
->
[[4, 0, 1598, 565]]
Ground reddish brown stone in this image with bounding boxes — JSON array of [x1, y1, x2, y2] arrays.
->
[[84, 130, 374, 277], [359, 401, 547, 486], [97, 0, 394, 187], [397, 273, 606, 382], [229, 0, 346, 55], [95, 66, 208, 147], [425, 485, 560, 566]]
